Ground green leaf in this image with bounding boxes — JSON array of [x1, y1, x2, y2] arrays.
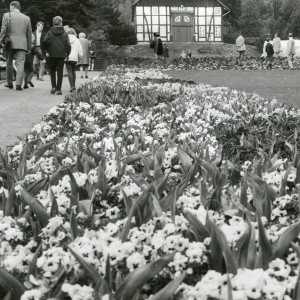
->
[[235, 217, 251, 268], [97, 164, 107, 198], [70, 210, 80, 240], [78, 199, 93, 216], [4, 187, 16, 217], [209, 218, 237, 275], [257, 213, 273, 270], [67, 168, 79, 204], [0, 267, 25, 300], [182, 210, 210, 241], [49, 187, 59, 217], [20, 190, 50, 228], [68, 246, 101, 284], [293, 264, 300, 300], [28, 243, 42, 277], [279, 164, 291, 196], [177, 147, 193, 174], [150, 272, 186, 300], [115, 253, 175, 300], [272, 221, 300, 259], [26, 177, 49, 196], [32, 142, 54, 161]]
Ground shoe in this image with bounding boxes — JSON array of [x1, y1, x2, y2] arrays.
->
[[50, 88, 56, 94], [23, 84, 29, 89], [85, 75, 88, 78], [70, 87, 76, 92], [16, 85, 22, 91], [28, 81, 34, 87], [56, 90, 62, 95], [5, 83, 13, 89], [39, 78, 44, 81]]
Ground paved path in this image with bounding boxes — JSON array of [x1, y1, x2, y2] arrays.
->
[[165, 70, 300, 109], [0, 71, 101, 150]]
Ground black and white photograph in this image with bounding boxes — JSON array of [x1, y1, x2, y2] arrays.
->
[[0, 0, 300, 299]]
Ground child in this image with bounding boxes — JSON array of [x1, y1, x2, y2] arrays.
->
[[24, 34, 43, 89], [163, 44, 169, 58]]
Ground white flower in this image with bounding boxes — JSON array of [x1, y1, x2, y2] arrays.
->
[[20, 289, 43, 300]]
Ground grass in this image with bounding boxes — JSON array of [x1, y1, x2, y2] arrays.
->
[[164, 69, 300, 108]]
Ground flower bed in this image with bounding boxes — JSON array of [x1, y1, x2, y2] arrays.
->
[[107, 56, 300, 71], [1, 69, 300, 299]]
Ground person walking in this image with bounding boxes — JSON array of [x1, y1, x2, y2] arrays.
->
[[24, 34, 43, 89], [33, 21, 46, 80], [65, 28, 83, 92], [163, 43, 169, 58], [273, 33, 281, 57], [236, 33, 246, 62], [0, 1, 32, 90], [78, 33, 90, 78], [265, 39, 274, 70], [287, 33, 295, 70], [88, 38, 96, 71], [42, 16, 71, 95]]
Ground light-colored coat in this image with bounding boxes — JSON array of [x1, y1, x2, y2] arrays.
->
[[287, 37, 296, 55], [273, 37, 281, 53], [78, 37, 90, 65], [236, 35, 246, 51], [0, 10, 32, 50], [66, 34, 83, 63]]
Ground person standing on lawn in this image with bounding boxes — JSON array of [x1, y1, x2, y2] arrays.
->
[[273, 33, 282, 57], [236, 33, 246, 62], [0, 1, 32, 91], [42, 16, 71, 95], [287, 33, 295, 70], [265, 39, 274, 70], [153, 32, 163, 59], [78, 32, 90, 78], [33, 21, 46, 81], [65, 28, 83, 92]]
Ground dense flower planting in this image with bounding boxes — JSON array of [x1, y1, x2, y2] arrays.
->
[[1, 69, 300, 299], [107, 56, 300, 71]]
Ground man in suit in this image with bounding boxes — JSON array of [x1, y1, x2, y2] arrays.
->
[[0, 1, 32, 90], [33, 21, 46, 81]]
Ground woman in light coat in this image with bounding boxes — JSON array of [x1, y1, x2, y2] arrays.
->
[[65, 28, 83, 92], [78, 32, 90, 78], [236, 34, 246, 62]]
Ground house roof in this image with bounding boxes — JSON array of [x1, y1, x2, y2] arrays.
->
[[133, 0, 229, 10]]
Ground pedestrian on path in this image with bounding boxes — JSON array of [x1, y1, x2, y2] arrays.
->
[[0, 1, 32, 91], [42, 16, 71, 95], [65, 28, 83, 92], [78, 32, 90, 78], [33, 21, 46, 81], [88, 38, 96, 71], [287, 33, 295, 70], [24, 34, 43, 89], [273, 33, 282, 57]]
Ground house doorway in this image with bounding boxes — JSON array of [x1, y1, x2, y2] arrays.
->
[[171, 11, 194, 42]]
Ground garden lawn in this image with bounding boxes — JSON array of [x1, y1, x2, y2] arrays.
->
[[165, 69, 300, 108]]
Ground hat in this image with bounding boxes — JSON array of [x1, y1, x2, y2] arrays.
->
[[289, 33, 293, 37], [79, 32, 86, 38]]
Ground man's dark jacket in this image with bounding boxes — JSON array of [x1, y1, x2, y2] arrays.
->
[[42, 26, 71, 58], [266, 43, 274, 57], [33, 30, 46, 57]]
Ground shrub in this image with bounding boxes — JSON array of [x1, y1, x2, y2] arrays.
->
[[109, 25, 137, 46]]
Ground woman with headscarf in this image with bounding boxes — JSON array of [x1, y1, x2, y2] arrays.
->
[[65, 28, 83, 92], [78, 32, 90, 78]]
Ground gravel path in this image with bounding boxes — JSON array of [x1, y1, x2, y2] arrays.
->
[[0, 72, 101, 150]]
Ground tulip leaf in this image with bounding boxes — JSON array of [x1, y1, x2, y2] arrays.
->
[[115, 253, 175, 300], [150, 272, 186, 300], [272, 221, 300, 259], [28, 243, 42, 277], [68, 246, 101, 284], [20, 190, 50, 228], [0, 267, 25, 300]]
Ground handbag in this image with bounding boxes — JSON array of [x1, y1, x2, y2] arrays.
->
[[3, 12, 12, 49]]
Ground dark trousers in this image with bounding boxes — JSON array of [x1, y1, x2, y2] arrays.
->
[[49, 57, 65, 91], [65, 61, 77, 89], [24, 63, 33, 84]]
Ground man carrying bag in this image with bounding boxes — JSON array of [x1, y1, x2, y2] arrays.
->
[[0, 1, 32, 90]]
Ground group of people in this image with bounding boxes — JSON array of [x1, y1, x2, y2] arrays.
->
[[0, 1, 97, 94], [151, 32, 169, 59], [236, 32, 297, 69]]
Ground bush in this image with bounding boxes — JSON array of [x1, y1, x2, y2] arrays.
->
[[109, 25, 137, 46], [222, 22, 238, 44]]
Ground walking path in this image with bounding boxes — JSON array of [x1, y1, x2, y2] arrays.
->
[[0, 71, 101, 150]]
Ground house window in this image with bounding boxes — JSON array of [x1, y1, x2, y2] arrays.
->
[[198, 7, 205, 15], [214, 7, 222, 15], [160, 26, 167, 37], [160, 16, 167, 25], [199, 26, 205, 37], [152, 16, 159, 24], [198, 17, 205, 25], [137, 25, 143, 32], [136, 16, 143, 25], [215, 16, 222, 25], [137, 33, 143, 41], [206, 7, 213, 15], [136, 7, 143, 15], [152, 7, 158, 15], [215, 26, 221, 37], [160, 7, 166, 15], [144, 6, 151, 15]]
